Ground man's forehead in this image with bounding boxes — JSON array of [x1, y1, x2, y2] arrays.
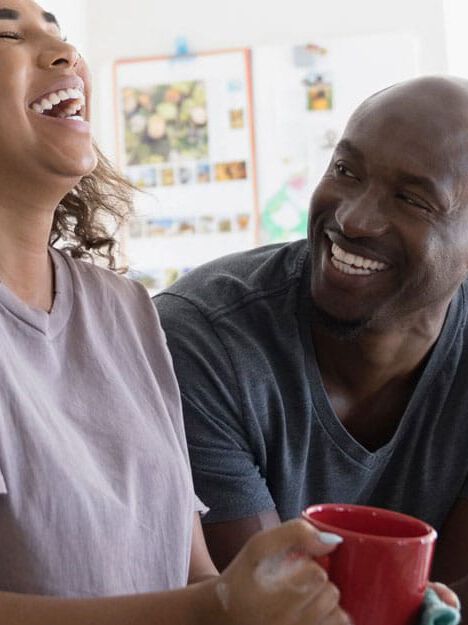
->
[[338, 101, 468, 210], [354, 77, 468, 131], [344, 87, 468, 157]]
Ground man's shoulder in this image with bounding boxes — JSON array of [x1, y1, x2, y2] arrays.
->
[[154, 239, 309, 318]]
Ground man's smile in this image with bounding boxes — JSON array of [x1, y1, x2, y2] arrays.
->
[[330, 241, 390, 276]]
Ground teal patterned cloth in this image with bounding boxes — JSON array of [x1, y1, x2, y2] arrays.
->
[[420, 589, 461, 625]]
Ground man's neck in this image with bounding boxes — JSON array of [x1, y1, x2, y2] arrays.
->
[[310, 307, 451, 449], [311, 304, 450, 398]]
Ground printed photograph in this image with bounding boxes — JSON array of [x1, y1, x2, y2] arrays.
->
[[178, 166, 193, 185], [214, 160, 247, 181], [125, 165, 157, 189], [229, 108, 245, 129], [122, 81, 209, 165], [197, 162, 211, 183], [236, 213, 250, 231], [161, 167, 175, 186], [304, 72, 333, 111]]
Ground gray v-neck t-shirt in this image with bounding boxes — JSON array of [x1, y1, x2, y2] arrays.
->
[[155, 240, 468, 530], [0, 248, 204, 597]]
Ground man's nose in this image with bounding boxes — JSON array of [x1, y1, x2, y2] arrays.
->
[[335, 192, 390, 239], [37, 40, 80, 70]]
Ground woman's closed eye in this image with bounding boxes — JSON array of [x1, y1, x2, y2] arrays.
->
[[0, 31, 23, 40]]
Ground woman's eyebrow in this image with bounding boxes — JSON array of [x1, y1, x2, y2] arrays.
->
[[42, 11, 59, 26], [0, 8, 19, 20], [0, 8, 59, 28]]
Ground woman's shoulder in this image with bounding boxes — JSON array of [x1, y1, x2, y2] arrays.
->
[[53, 247, 149, 306]]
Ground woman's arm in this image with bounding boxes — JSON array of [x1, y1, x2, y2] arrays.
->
[[0, 520, 349, 625]]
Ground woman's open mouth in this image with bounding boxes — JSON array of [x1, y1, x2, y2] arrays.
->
[[29, 87, 85, 121]]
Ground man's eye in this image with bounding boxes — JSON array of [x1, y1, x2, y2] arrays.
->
[[396, 193, 430, 211], [334, 162, 357, 179], [0, 31, 22, 40]]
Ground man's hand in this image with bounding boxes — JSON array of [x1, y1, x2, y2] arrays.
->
[[428, 581, 461, 609]]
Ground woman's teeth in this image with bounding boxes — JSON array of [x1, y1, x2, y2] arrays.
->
[[331, 242, 388, 276], [30, 88, 85, 119]]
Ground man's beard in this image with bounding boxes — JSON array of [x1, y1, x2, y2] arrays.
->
[[309, 297, 371, 340]]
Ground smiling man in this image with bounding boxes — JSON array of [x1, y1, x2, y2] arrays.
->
[[154, 76, 468, 610]]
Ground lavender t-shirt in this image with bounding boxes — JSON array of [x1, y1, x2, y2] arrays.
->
[[0, 248, 205, 597]]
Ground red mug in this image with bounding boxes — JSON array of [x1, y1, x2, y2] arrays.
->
[[302, 503, 437, 625]]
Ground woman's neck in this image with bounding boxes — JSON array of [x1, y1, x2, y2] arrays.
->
[[0, 203, 56, 312]]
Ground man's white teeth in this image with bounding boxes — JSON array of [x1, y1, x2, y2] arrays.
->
[[31, 88, 85, 116], [331, 242, 388, 276]]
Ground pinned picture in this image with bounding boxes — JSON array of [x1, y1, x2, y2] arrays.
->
[[215, 161, 247, 181], [229, 108, 245, 129], [161, 167, 175, 186], [293, 43, 328, 67], [125, 165, 157, 189], [236, 213, 250, 231], [304, 72, 333, 111], [196, 215, 216, 234], [217, 217, 233, 233], [197, 163, 211, 183], [178, 166, 193, 185]]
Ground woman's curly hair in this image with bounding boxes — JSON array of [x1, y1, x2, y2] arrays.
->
[[50, 145, 134, 272]]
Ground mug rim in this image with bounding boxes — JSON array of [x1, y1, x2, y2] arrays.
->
[[302, 503, 438, 544]]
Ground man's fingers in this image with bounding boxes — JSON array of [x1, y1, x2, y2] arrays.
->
[[428, 581, 461, 609]]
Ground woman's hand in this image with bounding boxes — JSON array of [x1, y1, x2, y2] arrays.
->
[[214, 519, 350, 625]]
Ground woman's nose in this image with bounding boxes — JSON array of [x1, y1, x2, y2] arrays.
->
[[37, 40, 80, 70]]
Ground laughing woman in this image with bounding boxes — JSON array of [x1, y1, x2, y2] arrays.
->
[[0, 1, 350, 624]]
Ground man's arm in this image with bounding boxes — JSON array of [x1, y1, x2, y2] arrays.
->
[[430, 497, 468, 615], [188, 514, 219, 582], [203, 510, 281, 571], [155, 294, 278, 542]]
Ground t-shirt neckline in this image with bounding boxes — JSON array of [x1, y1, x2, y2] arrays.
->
[[0, 247, 74, 339], [298, 252, 465, 468]]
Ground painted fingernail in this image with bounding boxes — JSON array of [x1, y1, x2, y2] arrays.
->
[[319, 531, 343, 545]]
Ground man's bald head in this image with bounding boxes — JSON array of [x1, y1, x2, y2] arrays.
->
[[348, 76, 468, 151], [366, 75, 468, 109], [308, 74, 468, 336]]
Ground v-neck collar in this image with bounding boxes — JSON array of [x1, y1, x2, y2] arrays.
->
[[0, 248, 74, 339], [297, 254, 465, 468]]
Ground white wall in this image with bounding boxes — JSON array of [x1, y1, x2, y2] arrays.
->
[[87, 0, 447, 73], [86, 0, 449, 158], [444, 0, 468, 76], [42, 0, 89, 57]]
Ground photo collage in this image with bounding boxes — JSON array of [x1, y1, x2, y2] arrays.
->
[[128, 212, 251, 239], [115, 50, 258, 292]]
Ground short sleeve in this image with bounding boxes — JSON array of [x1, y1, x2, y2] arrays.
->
[[155, 293, 275, 523], [195, 494, 209, 516]]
